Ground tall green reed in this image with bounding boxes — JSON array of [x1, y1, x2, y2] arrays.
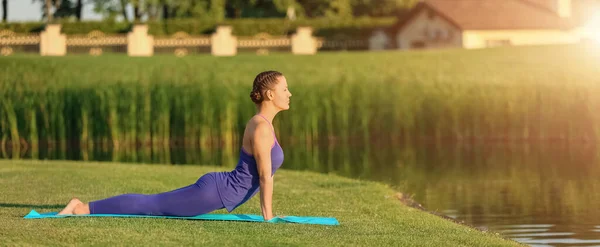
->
[[0, 44, 598, 164]]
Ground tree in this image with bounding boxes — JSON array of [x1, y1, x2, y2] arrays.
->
[[351, 0, 418, 17], [294, 0, 330, 18], [53, 0, 76, 19], [326, 0, 352, 18], [167, 0, 211, 19], [35, 0, 83, 22], [225, 0, 252, 18], [116, 0, 127, 22], [75, 0, 82, 20], [89, 0, 222, 22], [44, 0, 53, 22], [209, 0, 225, 21], [2, 0, 7, 22], [90, 0, 128, 22], [242, 0, 287, 18], [161, 0, 226, 20], [291, 0, 416, 18]]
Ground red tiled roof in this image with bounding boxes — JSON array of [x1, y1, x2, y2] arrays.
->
[[394, 0, 577, 31], [519, 0, 557, 13], [521, 0, 600, 25]]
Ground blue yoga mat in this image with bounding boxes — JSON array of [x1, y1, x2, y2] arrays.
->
[[23, 210, 339, 226]]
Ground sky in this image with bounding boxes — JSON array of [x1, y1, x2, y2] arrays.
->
[[3, 0, 104, 22]]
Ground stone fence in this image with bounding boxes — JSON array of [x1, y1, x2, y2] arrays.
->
[[0, 24, 390, 57]]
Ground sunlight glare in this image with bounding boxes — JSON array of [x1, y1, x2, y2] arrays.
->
[[585, 11, 600, 43]]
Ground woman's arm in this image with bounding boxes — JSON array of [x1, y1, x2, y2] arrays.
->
[[252, 122, 275, 221]]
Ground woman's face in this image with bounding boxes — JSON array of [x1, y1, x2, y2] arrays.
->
[[267, 76, 292, 110]]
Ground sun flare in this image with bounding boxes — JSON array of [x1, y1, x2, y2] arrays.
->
[[585, 11, 600, 43]]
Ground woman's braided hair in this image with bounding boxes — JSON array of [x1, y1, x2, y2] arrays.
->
[[250, 71, 283, 104]]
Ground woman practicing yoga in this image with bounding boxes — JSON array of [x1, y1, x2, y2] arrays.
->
[[57, 70, 292, 221]]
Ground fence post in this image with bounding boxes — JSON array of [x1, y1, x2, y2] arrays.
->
[[40, 24, 66, 56], [211, 25, 237, 56], [127, 24, 154, 57], [291, 26, 317, 55]]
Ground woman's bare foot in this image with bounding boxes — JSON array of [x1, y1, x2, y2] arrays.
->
[[73, 202, 90, 215], [57, 198, 83, 215]]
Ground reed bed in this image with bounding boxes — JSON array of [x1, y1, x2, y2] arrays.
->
[[1, 44, 599, 163]]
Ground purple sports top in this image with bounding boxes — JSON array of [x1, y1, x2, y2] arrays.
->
[[215, 114, 285, 212]]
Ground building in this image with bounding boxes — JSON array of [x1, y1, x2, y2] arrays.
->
[[369, 0, 600, 50]]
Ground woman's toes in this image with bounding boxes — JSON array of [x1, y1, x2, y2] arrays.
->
[[57, 198, 83, 215]]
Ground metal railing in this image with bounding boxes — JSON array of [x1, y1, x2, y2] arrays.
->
[[66, 31, 127, 55], [0, 30, 41, 55], [154, 32, 211, 56], [0, 27, 375, 56]]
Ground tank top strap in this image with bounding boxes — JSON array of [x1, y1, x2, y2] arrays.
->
[[257, 114, 278, 146]]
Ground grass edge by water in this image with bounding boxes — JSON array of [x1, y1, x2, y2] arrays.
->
[[0, 159, 523, 246]]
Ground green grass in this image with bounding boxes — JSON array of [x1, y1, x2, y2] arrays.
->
[[0, 160, 520, 246]]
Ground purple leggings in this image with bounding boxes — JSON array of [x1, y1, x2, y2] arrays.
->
[[89, 173, 225, 216]]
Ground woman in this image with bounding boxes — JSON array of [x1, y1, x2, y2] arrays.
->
[[57, 70, 292, 221]]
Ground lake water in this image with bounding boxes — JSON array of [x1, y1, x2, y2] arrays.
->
[[4, 139, 600, 246]]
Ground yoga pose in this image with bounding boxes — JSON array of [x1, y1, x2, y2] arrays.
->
[[58, 70, 292, 221]]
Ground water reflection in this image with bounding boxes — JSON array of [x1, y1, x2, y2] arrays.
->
[[3, 139, 600, 246], [394, 142, 600, 247]]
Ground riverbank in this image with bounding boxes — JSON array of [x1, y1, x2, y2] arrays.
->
[[0, 160, 521, 246]]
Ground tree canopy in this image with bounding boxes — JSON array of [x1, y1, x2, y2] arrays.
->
[[32, 0, 418, 22]]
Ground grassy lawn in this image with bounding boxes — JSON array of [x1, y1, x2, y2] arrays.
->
[[0, 159, 521, 246]]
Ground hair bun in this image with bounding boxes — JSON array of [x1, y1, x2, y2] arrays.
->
[[250, 90, 262, 104]]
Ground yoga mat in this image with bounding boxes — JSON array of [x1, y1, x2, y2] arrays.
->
[[23, 210, 339, 226]]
